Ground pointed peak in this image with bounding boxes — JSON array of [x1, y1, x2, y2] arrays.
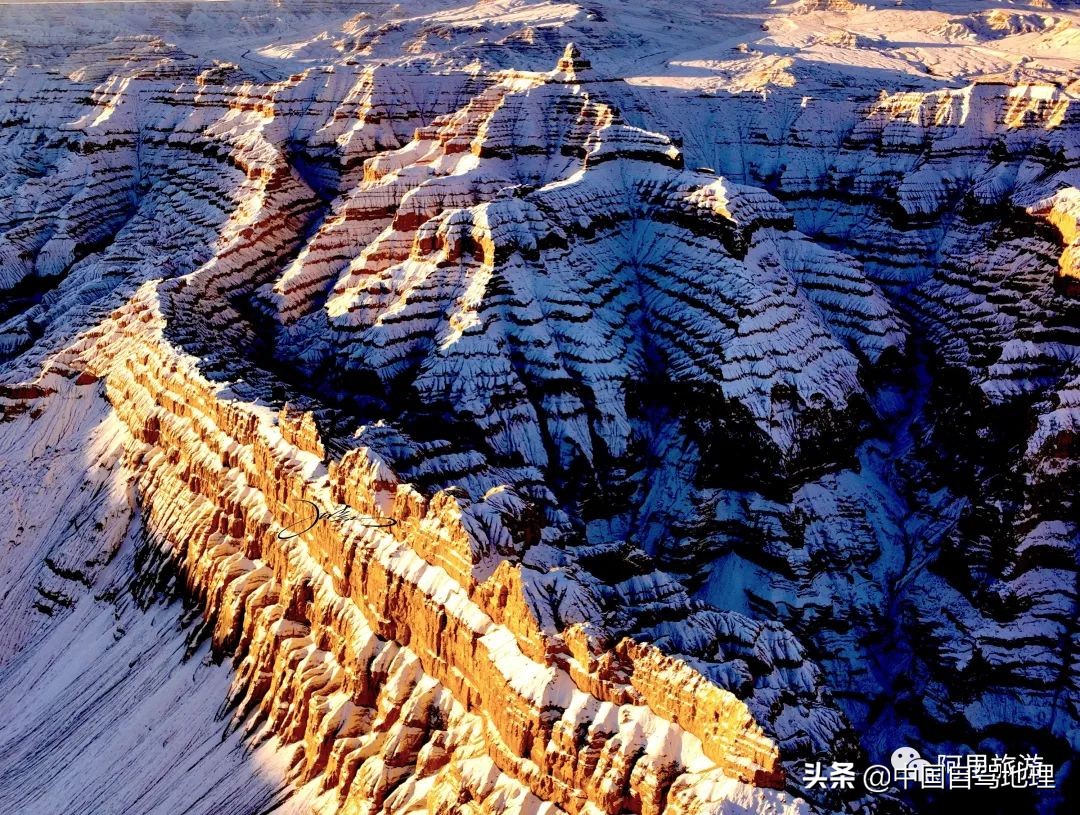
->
[[551, 41, 593, 82]]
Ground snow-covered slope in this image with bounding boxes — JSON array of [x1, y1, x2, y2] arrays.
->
[[0, 2, 1078, 814]]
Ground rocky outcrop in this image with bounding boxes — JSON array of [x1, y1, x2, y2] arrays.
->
[[0, 275, 802, 814]]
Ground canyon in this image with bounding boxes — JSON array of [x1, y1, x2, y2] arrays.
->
[[0, 2, 1077, 814]]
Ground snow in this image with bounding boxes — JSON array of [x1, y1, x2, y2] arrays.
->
[[1, 2, 1078, 814]]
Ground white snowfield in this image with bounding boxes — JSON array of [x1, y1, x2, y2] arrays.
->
[[0, 2, 1077, 815]]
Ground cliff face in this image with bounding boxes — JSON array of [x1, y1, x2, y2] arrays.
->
[[36, 283, 788, 815], [1, 2, 1078, 815]]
